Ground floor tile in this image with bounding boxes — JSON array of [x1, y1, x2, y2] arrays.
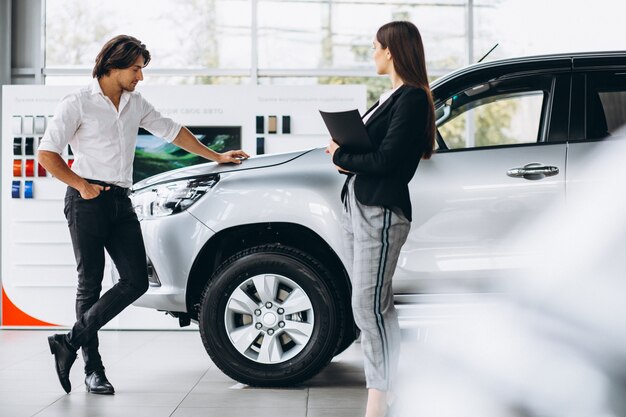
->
[[0, 330, 369, 417], [0, 390, 64, 406], [0, 404, 49, 417], [307, 408, 365, 417], [172, 407, 306, 417], [181, 387, 308, 408], [51, 391, 188, 407], [35, 404, 177, 417], [307, 387, 367, 408]]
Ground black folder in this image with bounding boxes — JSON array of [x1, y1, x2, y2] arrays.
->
[[319, 109, 372, 153]]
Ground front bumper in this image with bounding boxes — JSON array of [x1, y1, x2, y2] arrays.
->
[[131, 211, 215, 312]]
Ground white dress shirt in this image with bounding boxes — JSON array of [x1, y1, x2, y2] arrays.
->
[[39, 79, 182, 188], [362, 84, 403, 124]]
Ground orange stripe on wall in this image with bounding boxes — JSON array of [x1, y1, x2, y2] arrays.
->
[[1, 286, 59, 327]]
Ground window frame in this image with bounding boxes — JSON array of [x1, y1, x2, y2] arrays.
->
[[434, 72, 567, 153], [578, 70, 626, 142]]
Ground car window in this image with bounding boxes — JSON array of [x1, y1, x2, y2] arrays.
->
[[435, 75, 552, 150], [586, 72, 626, 139]]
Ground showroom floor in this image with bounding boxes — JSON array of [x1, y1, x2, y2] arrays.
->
[[2, 300, 614, 417], [0, 329, 370, 417]]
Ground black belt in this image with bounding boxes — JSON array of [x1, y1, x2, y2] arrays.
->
[[85, 179, 131, 196]]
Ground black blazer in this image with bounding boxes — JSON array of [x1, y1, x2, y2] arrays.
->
[[333, 85, 430, 221]]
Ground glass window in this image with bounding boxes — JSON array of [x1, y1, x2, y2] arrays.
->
[[44, 0, 469, 86], [437, 80, 548, 150], [257, 1, 325, 69], [139, 76, 250, 86], [45, 0, 251, 73], [473, 0, 626, 60], [257, 0, 466, 73], [586, 73, 626, 139], [45, 74, 250, 86], [472, 0, 507, 63]]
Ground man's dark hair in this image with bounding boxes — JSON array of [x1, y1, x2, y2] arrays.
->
[[92, 35, 151, 79]]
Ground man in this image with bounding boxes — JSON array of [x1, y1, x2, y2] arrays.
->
[[38, 35, 249, 395]]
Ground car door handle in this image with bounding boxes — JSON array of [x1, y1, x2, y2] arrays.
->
[[506, 163, 559, 180]]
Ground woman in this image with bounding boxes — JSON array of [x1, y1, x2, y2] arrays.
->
[[327, 21, 435, 417]]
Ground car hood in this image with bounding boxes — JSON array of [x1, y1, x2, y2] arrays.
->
[[132, 148, 315, 191]]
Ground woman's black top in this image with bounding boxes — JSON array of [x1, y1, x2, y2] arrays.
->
[[332, 84, 430, 222]]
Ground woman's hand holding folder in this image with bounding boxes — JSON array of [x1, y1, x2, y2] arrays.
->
[[326, 139, 351, 173]]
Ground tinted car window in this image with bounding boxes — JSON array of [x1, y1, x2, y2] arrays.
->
[[436, 75, 553, 150], [439, 91, 544, 149], [586, 72, 626, 139]]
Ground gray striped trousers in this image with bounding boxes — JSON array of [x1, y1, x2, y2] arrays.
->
[[341, 176, 410, 391]]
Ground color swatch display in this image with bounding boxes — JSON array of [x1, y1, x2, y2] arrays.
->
[[268, 115, 277, 134], [22, 116, 34, 135], [257, 137, 265, 155], [25, 160, 35, 177], [282, 115, 291, 134], [34, 116, 46, 134], [12, 116, 22, 134], [13, 159, 22, 177], [255, 115, 292, 135], [11, 114, 46, 199], [24, 181, 34, 199], [11, 181, 20, 198], [25, 137, 35, 155], [13, 138, 22, 155]]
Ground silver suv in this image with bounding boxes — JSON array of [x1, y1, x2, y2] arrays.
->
[[129, 51, 626, 386]]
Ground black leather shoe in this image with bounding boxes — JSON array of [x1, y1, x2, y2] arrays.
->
[[47, 334, 77, 393], [85, 370, 115, 395]]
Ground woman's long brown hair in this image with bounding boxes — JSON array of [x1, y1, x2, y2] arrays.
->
[[376, 21, 436, 159]]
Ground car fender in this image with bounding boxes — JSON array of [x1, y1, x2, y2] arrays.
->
[[187, 148, 350, 269]]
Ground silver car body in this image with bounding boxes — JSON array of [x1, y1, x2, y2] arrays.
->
[[134, 142, 566, 317], [131, 51, 626, 327], [133, 150, 346, 313]]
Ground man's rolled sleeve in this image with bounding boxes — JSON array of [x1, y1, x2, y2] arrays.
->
[[38, 95, 81, 154], [139, 96, 182, 143]]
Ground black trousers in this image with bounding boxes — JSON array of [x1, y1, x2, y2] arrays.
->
[[63, 183, 149, 374]]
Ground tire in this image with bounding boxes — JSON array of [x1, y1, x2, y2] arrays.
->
[[199, 244, 348, 386]]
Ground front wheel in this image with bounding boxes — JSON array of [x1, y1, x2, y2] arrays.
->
[[198, 244, 348, 386]]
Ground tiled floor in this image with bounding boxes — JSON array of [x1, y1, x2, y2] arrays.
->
[[0, 330, 368, 417]]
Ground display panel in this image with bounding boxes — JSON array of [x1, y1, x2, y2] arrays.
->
[[133, 126, 242, 183], [2, 84, 365, 329]]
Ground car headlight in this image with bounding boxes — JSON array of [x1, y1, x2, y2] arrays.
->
[[131, 175, 219, 220]]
